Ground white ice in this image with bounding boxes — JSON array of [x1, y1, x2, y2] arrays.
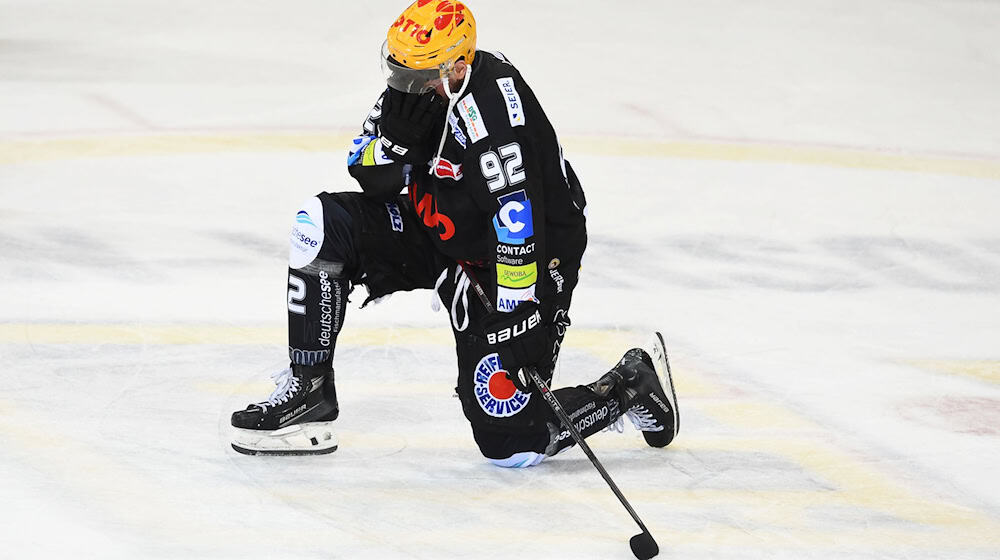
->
[[1, 1, 999, 558]]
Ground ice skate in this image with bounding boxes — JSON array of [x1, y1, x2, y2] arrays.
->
[[589, 332, 679, 448], [231, 363, 340, 455]]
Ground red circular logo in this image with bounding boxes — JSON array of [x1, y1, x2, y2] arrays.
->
[[488, 371, 517, 400]]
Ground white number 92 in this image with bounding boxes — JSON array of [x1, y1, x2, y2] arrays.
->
[[479, 142, 526, 192]]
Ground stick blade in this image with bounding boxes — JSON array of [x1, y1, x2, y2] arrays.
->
[[630, 532, 659, 559]]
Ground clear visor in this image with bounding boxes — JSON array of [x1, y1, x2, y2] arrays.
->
[[380, 40, 451, 93]]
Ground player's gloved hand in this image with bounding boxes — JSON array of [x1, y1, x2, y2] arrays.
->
[[483, 301, 549, 393], [378, 87, 446, 165]]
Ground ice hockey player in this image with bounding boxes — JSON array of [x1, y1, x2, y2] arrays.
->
[[231, 0, 680, 467]]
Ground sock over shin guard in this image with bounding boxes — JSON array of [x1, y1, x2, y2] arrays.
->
[[543, 386, 622, 456], [287, 268, 349, 365], [286, 195, 356, 366]]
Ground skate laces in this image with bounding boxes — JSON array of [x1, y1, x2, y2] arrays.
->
[[603, 416, 625, 434], [626, 405, 664, 432], [602, 400, 625, 433], [256, 368, 301, 412]]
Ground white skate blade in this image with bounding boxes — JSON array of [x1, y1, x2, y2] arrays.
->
[[650, 332, 680, 439], [231, 421, 338, 456]]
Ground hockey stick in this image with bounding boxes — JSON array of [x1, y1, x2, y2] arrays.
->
[[457, 262, 659, 560], [524, 366, 658, 560]]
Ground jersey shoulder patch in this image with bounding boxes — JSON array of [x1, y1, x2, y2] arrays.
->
[[457, 92, 489, 144], [495, 77, 525, 128]]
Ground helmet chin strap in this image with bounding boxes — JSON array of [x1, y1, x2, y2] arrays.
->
[[431, 64, 472, 169]]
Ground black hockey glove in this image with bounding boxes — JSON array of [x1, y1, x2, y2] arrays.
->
[[378, 88, 446, 165], [482, 301, 549, 393]]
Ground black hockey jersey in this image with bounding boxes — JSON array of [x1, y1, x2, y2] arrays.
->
[[348, 50, 587, 314]]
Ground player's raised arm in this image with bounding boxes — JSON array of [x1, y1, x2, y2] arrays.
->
[[347, 88, 446, 200]]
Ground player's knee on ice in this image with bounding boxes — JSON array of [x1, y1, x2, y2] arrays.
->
[[487, 451, 546, 468]]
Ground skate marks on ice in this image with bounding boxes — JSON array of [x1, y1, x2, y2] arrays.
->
[[216, 327, 1000, 557], [894, 362, 1000, 437], [1, 325, 999, 558], [559, 332, 1000, 558], [225, 328, 999, 558], [0, 342, 324, 558], [585, 235, 1000, 293]]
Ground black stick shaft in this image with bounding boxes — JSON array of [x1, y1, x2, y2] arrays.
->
[[524, 366, 652, 535]]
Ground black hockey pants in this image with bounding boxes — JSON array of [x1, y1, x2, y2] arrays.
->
[[285, 191, 619, 462]]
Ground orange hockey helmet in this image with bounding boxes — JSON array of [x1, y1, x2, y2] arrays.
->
[[382, 0, 477, 92]]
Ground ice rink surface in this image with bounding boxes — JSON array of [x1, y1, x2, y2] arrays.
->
[[2, 1, 999, 558]]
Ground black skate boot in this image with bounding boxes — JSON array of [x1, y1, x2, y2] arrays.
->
[[231, 363, 340, 455], [589, 332, 679, 448]]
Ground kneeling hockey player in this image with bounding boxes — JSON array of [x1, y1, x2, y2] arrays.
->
[[231, 0, 680, 467]]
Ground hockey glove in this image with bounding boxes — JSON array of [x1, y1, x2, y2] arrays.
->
[[482, 301, 549, 393], [378, 88, 446, 165]]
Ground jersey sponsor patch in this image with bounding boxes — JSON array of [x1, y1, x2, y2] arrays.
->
[[496, 284, 537, 313], [457, 93, 489, 143], [448, 111, 467, 148], [497, 262, 537, 289], [385, 202, 403, 232], [496, 77, 525, 127], [497, 242, 535, 257], [433, 157, 463, 180], [473, 353, 531, 418], [289, 197, 323, 270], [548, 267, 565, 293], [493, 189, 534, 244]]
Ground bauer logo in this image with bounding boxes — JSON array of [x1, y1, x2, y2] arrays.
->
[[289, 197, 324, 270], [473, 353, 531, 418], [496, 77, 525, 127], [493, 189, 533, 244], [458, 93, 489, 143]]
